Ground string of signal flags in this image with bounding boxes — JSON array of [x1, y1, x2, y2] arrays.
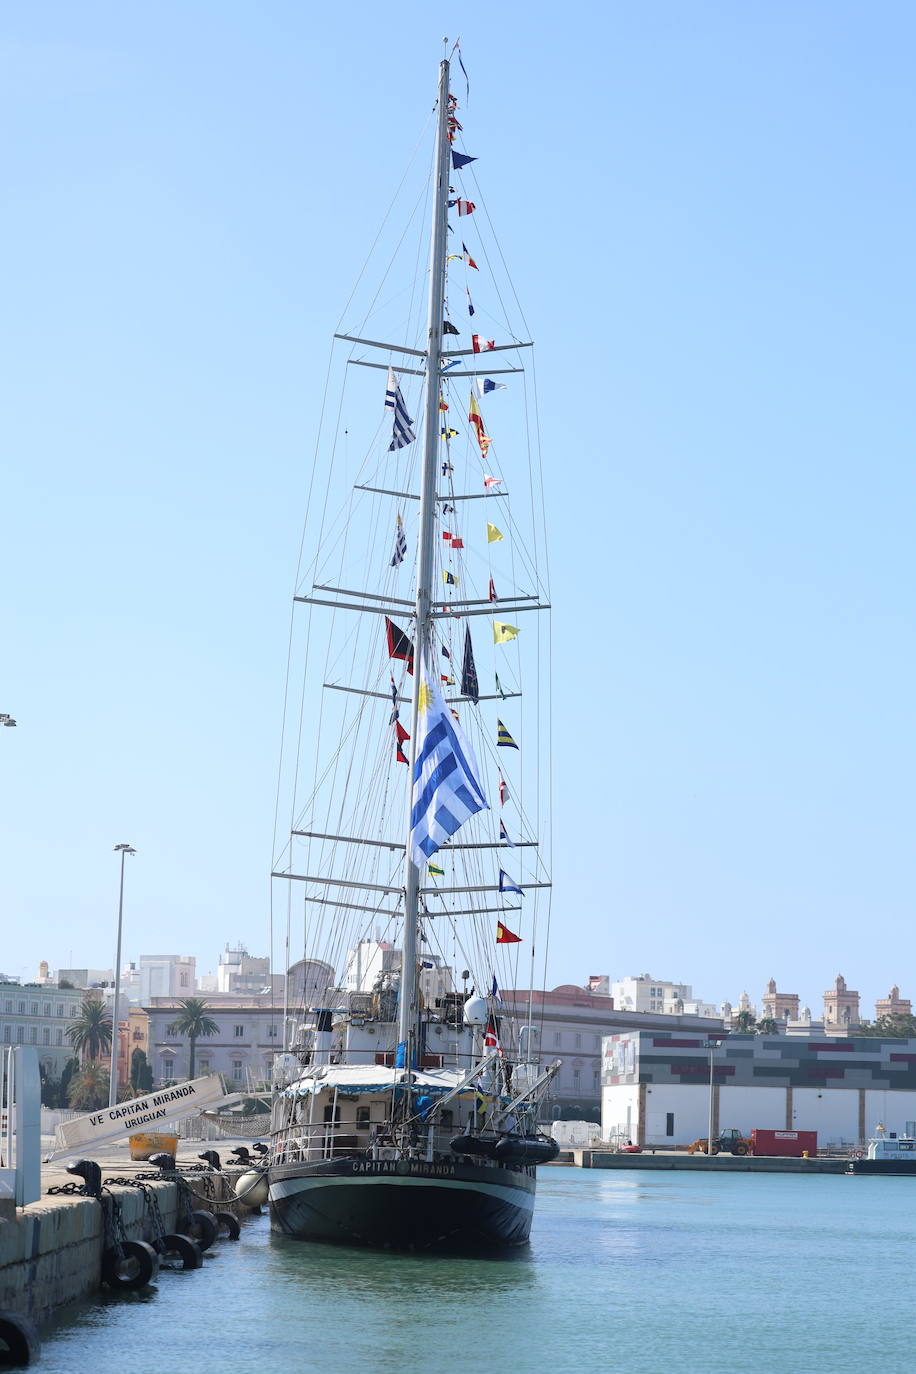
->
[[380, 78, 527, 947]]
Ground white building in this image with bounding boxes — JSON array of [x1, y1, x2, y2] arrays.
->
[[216, 943, 274, 995], [58, 966, 113, 989], [601, 1029, 916, 1149], [344, 941, 453, 1009], [138, 955, 196, 1002], [144, 994, 282, 1088], [0, 982, 87, 1078], [610, 973, 716, 1019]]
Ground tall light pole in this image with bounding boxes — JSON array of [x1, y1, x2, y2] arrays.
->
[[109, 844, 136, 1107], [704, 1034, 728, 1155]]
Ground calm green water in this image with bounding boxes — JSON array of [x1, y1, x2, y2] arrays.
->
[[40, 1168, 906, 1373]]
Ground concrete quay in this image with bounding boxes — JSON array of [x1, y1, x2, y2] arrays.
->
[[573, 1149, 848, 1174], [0, 1139, 257, 1330]]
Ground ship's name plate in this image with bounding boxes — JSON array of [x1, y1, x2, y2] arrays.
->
[[351, 1160, 456, 1176]]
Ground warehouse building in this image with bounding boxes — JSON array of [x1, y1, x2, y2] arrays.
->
[[602, 1030, 916, 1150]]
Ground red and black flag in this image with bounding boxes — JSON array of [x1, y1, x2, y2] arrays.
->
[[385, 617, 414, 674], [395, 720, 410, 765]]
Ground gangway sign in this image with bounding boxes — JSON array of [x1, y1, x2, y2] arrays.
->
[[49, 1074, 239, 1157]]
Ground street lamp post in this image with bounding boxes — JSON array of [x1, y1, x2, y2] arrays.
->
[[704, 1035, 728, 1155], [109, 844, 137, 1107]]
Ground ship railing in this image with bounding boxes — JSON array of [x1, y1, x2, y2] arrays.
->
[[274, 1120, 493, 1163]]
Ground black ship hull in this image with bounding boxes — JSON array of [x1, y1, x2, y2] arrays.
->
[[269, 1156, 536, 1251], [847, 1159, 916, 1175]]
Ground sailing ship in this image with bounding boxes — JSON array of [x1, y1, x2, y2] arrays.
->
[[267, 49, 557, 1251]]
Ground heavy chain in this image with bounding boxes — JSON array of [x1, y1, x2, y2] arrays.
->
[[99, 1189, 127, 1262]]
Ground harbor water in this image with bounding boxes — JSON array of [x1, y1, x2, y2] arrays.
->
[[38, 1168, 902, 1373]]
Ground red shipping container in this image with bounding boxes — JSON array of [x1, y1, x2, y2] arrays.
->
[[751, 1128, 817, 1157]]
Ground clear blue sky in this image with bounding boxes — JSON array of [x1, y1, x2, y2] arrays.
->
[[2, 2, 914, 1016]]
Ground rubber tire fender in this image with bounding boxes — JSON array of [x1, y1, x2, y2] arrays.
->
[[0, 1310, 40, 1366], [184, 1209, 219, 1251], [159, 1233, 203, 1269], [101, 1240, 159, 1291], [213, 1210, 241, 1240]]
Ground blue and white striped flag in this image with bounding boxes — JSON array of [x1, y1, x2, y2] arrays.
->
[[390, 512, 407, 567], [385, 368, 416, 451], [409, 653, 489, 868]]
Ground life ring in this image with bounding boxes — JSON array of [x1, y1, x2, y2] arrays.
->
[[101, 1240, 159, 1291], [853, 1149, 864, 1159], [158, 1233, 202, 1270], [213, 1210, 241, 1241], [183, 1209, 218, 1252], [0, 1310, 40, 1366]]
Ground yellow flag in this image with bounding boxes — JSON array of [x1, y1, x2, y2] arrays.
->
[[493, 621, 520, 644], [487, 522, 504, 543]]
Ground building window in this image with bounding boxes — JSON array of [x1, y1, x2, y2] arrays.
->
[[234, 1025, 244, 1037], [70, 1005, 77, 1016], [42, 1028, 50, 1045], [232, 1059, 243, 1076], [3, 1000, 10, 1014], [43, 1003, 50, 1015], [18, 1002, 25, 1015], [57, 1005, 64, 1016], [553, 1032, 561, 1047], [180, 971, 189, 987], [16, 1027, 24, 1043], [572, 1069, 580, 1089], [31, 1002, 39, 1016], [29, 1026, 37, 1044], [2, 1026, 9, 1043], [161, 1057, 175, 1080], [198, 1059, 210, 1073], [574, 1033, 581, 1048], [594, 1035, 601, 1049], [56, 1029, 63, 1046], [666, 1112, 675, 1137]]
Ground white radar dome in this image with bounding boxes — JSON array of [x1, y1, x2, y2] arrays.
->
[[463, 995, 489, 1026]]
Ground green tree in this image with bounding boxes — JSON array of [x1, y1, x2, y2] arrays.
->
[[66, 997, 113, 1062], [756, 1016, 780, 1035], [732, 1010, 756, 1032], [855, 1014, 916, 1038], [59, 1056, 79, 1103], [39, 1062, 59, 1107], [167, 998, 219, 1080], [67, 1061, 108, 1110], [130, 1047, 154, 1094]]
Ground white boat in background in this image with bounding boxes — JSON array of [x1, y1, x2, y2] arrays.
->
[[267, 48, 558, 1251], [847, 1124, 916, 1175]]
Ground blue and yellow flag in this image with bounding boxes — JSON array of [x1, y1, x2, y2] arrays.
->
[[496, 719, 518, 750]]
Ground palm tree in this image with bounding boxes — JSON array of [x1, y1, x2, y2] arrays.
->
[[732, 1009, 756, 1032], [67, 1061, 108, 1110], [167, 997, 219, 1080], [67, 996, 113, 1062]]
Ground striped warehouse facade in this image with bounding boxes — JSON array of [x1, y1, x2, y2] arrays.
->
[[601, 1032, 916, 1150]]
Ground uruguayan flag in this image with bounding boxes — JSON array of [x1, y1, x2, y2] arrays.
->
[[409, 654, 489, 868], [385, 367, 416, 451]]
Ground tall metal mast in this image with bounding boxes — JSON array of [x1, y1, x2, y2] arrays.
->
[[398, 58, 452, 1056]]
